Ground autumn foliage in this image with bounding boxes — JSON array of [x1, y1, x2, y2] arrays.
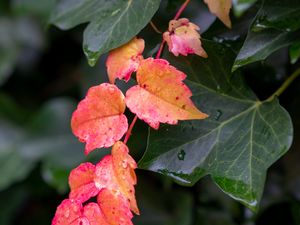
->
[[52, 1, 233, 224]]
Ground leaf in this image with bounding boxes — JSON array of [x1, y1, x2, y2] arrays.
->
[[204, 0, 232, 28], [106, 37, 144, 83], [83, 203, 109, 225], [163, 18, 207, 58], [126, 58, 208, 129], [94, 142, 139, 214], [233, 0, 300, 70], [289, 41, 300, 64], [69, 163, 99, 203], [138, 40, 293, 210], [52, 200, 109, 225], [112, 141, 139, 214], [50, 0, 161, 66], [71, 83, 128, 155], [232, 0, 257, 17], [98, 189, 133, 225], [52, 199, 83, 225]]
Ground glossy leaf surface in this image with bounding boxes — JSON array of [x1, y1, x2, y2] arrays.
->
[[139, 41, 293, 211], [50, 0, 161, 66], [233, 0, 300, 70]]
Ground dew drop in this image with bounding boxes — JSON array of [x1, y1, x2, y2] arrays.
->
[[177, 149, 186, 161], [214, 109, 223, 121], [108, 86, 115, 93], [64, 209, 70, 218], [122, 160, 128, 169]]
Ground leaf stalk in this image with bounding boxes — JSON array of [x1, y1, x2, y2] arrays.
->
[[266, 67, 300, 101]]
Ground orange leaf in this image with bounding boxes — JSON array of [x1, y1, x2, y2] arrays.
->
[[112, 141, 139, 215], [69, 163, 99, 203], [163, 18, 207, 58], [71, 83, 128, 155], [126, 58, 208, 129], [98, 189, 133, 225], [94, 142, 139, 215], [106, 37, 144, 83], [204, 0, 232, 28]]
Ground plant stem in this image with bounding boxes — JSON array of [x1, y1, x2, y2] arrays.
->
[[124, 115, 138, 144], [156, 40, 166, 59], [156, 0, 191, 59], [174, 0, 191, 20], [266, 67, 300, 101], [125, 0, 191, 143], [150, 21, 162, 34]]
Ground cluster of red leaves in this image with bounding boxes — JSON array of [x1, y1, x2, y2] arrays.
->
[[52, 142, 138, 225], [52, 15, 218, 225]]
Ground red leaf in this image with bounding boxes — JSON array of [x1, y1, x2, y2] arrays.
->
[[106, 37, 144, 83], [52, 200, 109, 225], [71, 83, 128, 155], [94, 142, 139, 215], [98, 189, 133, 225], [51, 199, 83, 225], [112, 141, 139, 215], [126, 58, 208, 129], [163, 18, 207, 57], [94, 155, 120, 191], [83, 203, 109, 225], [69, 163, 99, 203]]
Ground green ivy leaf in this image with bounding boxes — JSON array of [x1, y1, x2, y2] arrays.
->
[[139, 40, 293, 211], [233, 0, 300, 71], [50, 0, 161, 66], [232, 0, 257, 17], [289, 41, 300, 64]]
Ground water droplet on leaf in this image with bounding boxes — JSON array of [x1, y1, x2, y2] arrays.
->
[[177, 149, 186, 161], [214, 109, 223, 121]]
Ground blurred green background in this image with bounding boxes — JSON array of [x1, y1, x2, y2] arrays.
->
[[0, 0, 300, 224]]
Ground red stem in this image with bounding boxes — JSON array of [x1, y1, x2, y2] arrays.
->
[[125, 0, 191, 144], [174, 0, 191, 20], [155, 0, 191, 59], [124, 115, 138, 144], [156, 40, 166, 59]]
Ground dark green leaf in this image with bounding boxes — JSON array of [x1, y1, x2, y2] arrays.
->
[[232, 0, 257, 17], [50, 0, 161, 66], [289, 41, 300, 64], [139, 40, 293, 211], [233, 0, 300, 71]]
